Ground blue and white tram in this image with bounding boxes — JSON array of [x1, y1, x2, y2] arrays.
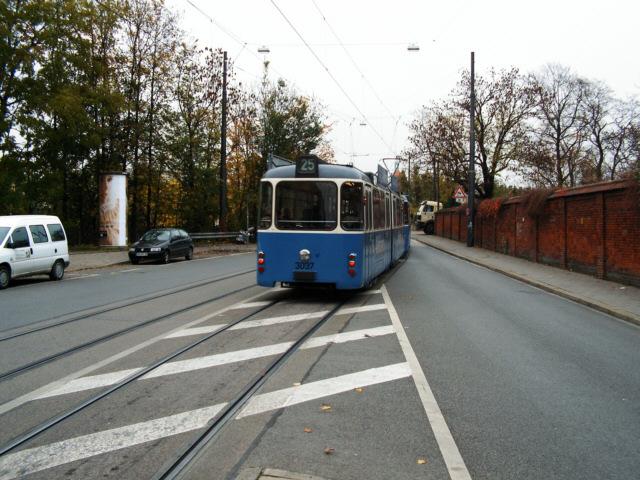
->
[[256, 155, 410, 290]]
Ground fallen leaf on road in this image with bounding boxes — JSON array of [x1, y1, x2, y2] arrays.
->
[[324, 447, 335, 455], [320, 403, 332, 412], [355, 387, 364, 393], [416, 458, 428, 465], [304, 427, 313, 433], [364, 334, 371, 338]]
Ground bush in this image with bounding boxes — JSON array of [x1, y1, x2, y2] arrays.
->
[[477, 197, 505, 218], [520, 188, 556, 218]]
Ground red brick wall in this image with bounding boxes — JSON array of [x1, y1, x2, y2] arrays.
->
[[495, 203, 516, 255], [515, 203, 536, 261], [537, 198, 564, 268], [433, 180, 640, 287], [605, 190, 640, 285], [451, 211, 461, 240], [566, 194, 600, 275]]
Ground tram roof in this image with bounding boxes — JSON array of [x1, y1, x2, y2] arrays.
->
[[262, 164, 372, 182]]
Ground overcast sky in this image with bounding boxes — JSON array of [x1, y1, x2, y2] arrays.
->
[[166, 0, 640, 174]]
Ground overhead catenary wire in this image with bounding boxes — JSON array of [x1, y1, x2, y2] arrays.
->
[[270, 0, 394, 153], [183, 0, 287, 80], [311, 0, 399, 124]]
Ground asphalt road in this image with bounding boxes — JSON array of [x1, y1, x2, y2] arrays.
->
[[386, 240, 640, 479], [0, 241, 638, 480], [0, 252, 256, 332]]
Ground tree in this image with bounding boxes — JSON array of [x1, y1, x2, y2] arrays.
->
[[458, 67, 538, 198], [260, 67, 328, 166], [523, 64, 587, 187]]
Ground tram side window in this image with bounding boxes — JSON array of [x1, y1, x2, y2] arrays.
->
[[340, 182, 364, 231], [373, 189, 384, 229], [403, 200, 409, 225], [385, 194, 390, 229], [276, 181, 337, 231], [259, 182, 273, 229]]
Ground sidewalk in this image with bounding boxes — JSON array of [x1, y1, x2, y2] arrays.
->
[[412, 232, 640, 327], [68, 244, 254, 272]]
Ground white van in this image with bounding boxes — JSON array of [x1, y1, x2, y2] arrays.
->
[[0, 215, 70, 289]]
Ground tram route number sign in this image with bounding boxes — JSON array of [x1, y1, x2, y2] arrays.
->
[[296, 155, 320, 177]]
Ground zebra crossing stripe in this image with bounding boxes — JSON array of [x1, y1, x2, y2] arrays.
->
[[34, 326, 395, 400], [166, 304, 387, 339], [0, 363, 411, 480]]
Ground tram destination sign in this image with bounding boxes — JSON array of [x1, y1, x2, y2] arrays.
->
[[296, 154, 320, 177]]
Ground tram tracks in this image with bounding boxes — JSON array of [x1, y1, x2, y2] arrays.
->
[[154, 299, 348, 480], [0, 269, 255, 342], [0, 299, 282, 457], [0, 294, 353, 473], [0, 270, 256, 382]]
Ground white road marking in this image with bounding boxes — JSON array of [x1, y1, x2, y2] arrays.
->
[[165, 304, 387, 339], [338, 303, 387, 315], [0, 404, 227, 480], [237, 362, 411, 418], [166, 311, 327, 338], [0, 290, 270, 417], [230, 301, 272, 309], [357, 289, 382, 295], [381, 285, 472, 480], [115, 268, 140, 274], [35, 326, 395, 400], [0, 363, 410, 480], [163, 324, 227, 339]]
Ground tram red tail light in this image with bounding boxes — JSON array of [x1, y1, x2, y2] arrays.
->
[[258, 258, 265, 265], [258, 266, 265, 273], [258, 251, 265, 273], [347, 253, 357, 277]]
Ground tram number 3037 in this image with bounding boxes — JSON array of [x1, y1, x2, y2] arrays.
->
[[294, 262, 314, 270]]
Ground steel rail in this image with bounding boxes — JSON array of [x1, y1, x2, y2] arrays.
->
[[154, 298, 349, 480], [0, 275, 257, 382], [0, 298, 281, 456], [0, 268, 255, 342]]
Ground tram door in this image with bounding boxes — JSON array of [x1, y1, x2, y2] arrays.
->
[[385, 192, 392, 267]]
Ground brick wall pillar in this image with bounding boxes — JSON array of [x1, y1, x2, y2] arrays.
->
[[561, 198, 568, 269], [597, 192, 606, 279]]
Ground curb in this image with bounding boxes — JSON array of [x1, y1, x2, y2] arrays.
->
[[412, 236, 640, 328]]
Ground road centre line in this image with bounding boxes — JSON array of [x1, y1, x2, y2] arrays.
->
[[0, 289, 269, 417], [33, 326, 396, 400], [0, 363, 410, 480], [165, 304, 388, 339], [381, 285, 472, 480]]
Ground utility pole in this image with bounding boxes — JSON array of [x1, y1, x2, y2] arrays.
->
[[466, 51, 476, 247], [220, 51, 228, 230]]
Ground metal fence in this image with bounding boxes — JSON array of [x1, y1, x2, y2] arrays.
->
[[188, 232, 241, 240]]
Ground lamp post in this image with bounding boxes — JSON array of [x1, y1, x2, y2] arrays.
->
[[467, 51, 476, 247]]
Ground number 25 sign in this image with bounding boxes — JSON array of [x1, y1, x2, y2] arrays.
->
[[295, 155, 319, 177]]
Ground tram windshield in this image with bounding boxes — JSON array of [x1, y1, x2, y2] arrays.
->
[[275, 181, 337, 230], [259, 182, 273, 229]]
